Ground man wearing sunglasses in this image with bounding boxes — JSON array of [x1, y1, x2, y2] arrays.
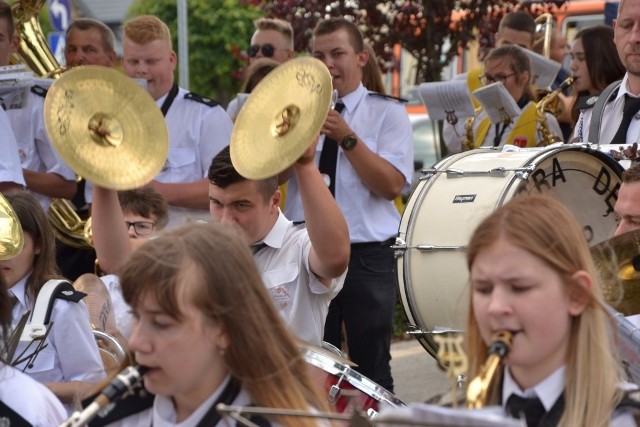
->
[[227, 18, 294, 119], [248, 18, 294, 64]]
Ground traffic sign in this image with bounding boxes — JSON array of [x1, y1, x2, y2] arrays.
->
[[48, 0, 71, 32], [48, 32, 66, 65]]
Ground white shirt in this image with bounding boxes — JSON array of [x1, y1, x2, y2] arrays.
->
[[85, 86, 233, 228], [502, 365, 637, 426], [445, 101, 563, 154], [254, 211, 345, 346], [101, 376, 285, 427], [100, 274, 133, 339], [5, 87, 76, 210], [0, 364, 67, 426], [9, 275, 105, 384], [284, 83, 414, 243], [0, 106, 26, 187], [574, 73, 640, 145]]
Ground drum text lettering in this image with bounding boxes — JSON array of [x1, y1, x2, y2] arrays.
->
[[593, 167, 618, 217]]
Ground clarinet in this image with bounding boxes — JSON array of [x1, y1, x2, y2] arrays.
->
[[60, 365, 148, 427]]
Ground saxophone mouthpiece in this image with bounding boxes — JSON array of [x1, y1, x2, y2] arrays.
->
[[488, 330, 513, 359]]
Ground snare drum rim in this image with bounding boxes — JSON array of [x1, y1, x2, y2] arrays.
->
[[300, 346, 406, 407]]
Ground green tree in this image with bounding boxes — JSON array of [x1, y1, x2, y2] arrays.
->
[[128, 0, 262, 103], [249, 0, 560, 83]]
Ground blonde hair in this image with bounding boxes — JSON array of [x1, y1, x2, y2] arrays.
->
[[465, 195, 625, 427], [254, 18, 294, 50], [119, 223, 329, 426], [123, 15, 172, 49]]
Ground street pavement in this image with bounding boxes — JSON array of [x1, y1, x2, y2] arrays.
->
[[389, 338, 451, 404]]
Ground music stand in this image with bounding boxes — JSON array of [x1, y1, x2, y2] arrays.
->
[[418, 80, 476, 126]]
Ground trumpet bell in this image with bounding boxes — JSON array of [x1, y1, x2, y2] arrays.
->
[[43, 66, 169, 190], [0, 193, 23, 260], [230, 56, 333, 180]]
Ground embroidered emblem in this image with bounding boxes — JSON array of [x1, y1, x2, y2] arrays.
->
[[270, 286, 290, 309], [586, 96, 598, 106], [0, 417, 10, 427], [62, 290, 73, 296]]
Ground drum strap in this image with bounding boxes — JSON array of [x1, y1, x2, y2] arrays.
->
[[467, 67, 483, 109], [588, 79, 622, 146], [474, 103, 537, 149]]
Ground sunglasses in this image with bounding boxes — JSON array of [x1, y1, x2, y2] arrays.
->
[[247, 43, 279, 58]]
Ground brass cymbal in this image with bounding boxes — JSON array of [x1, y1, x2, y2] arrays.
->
[[230, 57, 333, 179], [591, 230, 640, 316], [0, 193, 23, 260], [43, 66, 168, 190]]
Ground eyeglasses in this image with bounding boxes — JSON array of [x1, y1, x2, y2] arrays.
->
[[125, 221, 156, 236], [247, 44, 284, 58], [479, 72, 517, 86]]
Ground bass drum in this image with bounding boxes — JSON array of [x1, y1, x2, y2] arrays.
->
[[396, 145, 623, 358]]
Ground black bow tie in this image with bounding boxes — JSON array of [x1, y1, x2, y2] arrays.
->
[[506, 394, 546, 427]]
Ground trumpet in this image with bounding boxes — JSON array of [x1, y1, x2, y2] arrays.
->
[[60, 365, 148, 427], [466, 331, 512, 409]]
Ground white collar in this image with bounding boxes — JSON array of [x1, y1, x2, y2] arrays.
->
[[256, 209, 289, 250], [9, 274, 31, 311], [502, 365, 565, 412], [618, 73, 640, 100], [338, 82, 367, 115], [153, 375, 232, 426]]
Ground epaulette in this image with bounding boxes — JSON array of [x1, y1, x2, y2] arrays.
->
[[30, 85, 48, 98], [0, 400, 30, 426], [54, 281, 86, 303], [184, 92, 220, 107], [368, 92, 409, 103], [617, 389, 640, 411], [85, 387, 154, 426], [576, 88, 619, 111]]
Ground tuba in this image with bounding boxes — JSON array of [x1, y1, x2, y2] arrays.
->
[[11, 0, 92, 249]]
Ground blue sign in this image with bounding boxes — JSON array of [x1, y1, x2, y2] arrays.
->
[[48, 32, 66, 65], [48, 0, 72, 32]]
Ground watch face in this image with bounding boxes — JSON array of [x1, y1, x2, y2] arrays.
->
[[341, 135, 357, 150]]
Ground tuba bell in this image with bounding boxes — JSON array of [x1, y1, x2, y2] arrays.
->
[[11, 0, 92, 249]]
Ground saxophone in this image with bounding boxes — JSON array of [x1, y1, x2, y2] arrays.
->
[[466, 330, 513, 409], [536, 77, 575, 146], [463, 107, 483, 151]]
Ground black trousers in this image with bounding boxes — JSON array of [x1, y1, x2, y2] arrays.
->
[[323, 238, 396, 392]]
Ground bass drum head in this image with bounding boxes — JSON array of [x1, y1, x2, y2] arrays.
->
[[397, 146, 623, 358]]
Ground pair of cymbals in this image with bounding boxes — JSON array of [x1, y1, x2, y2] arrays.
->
[[0, 194, 23, 260], [231, 56, 333, 179], [591, 230, 640, 316], [43, 66, 168, 190]]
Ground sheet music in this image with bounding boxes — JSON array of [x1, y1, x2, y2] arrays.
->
[[523, 49, 561, 89], [377, 403, 524, 426], [418, 80, 475, 122], [472, 82, 522, 125]]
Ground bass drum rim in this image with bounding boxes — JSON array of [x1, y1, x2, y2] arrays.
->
[[397, 145, 624, 358]]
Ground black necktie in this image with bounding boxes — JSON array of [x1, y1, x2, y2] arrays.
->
[[318, 102, 345, 197], [506, 394, 546, 427], [611, 94, 640, 144], [251, 242, 267, 255]]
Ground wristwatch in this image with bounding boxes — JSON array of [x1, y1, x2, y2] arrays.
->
[[340, 134, 358, 151]]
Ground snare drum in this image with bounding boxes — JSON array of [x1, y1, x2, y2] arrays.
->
[[396, 145, 623, 357], [300, 343, 405, 417]]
